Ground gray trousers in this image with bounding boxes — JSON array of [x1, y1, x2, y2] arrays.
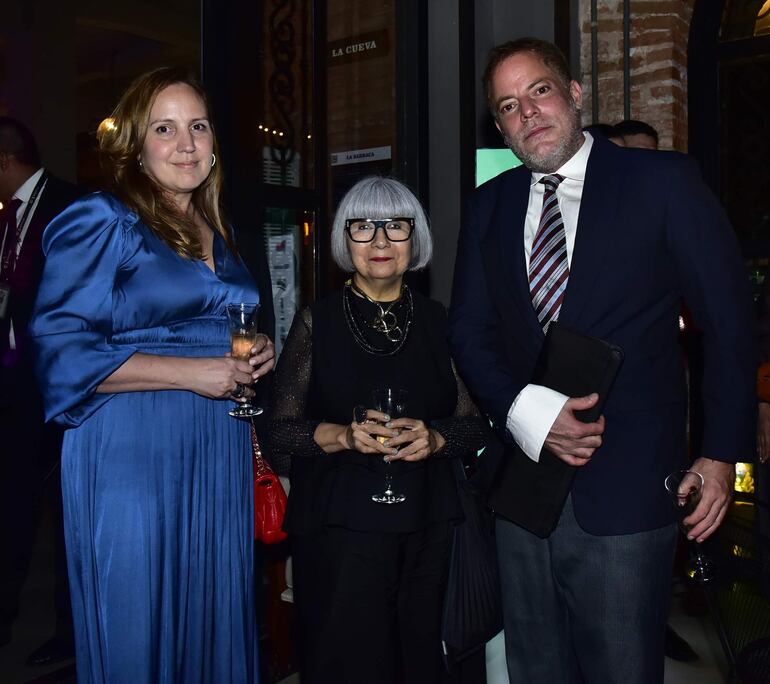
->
[[496, 496, 677, 684]]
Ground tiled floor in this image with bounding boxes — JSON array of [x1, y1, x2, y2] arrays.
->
[[665, 589, 729, 684], [277, 615, 732, 684], [1, 511, 730, 684]]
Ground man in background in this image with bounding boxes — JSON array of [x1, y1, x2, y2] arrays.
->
[[613, 118, 659, 149], [0, 117, 83, 664], [583, 122, 625, 146]]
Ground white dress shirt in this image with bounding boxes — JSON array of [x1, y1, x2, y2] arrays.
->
[[505, 133, 594, 462]]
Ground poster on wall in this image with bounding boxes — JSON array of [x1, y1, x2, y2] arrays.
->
[[267, 232, 298, 357]]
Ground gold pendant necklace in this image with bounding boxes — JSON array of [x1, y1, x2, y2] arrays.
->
[[343, 279, 413, 355], [350, 281, 404, 342]]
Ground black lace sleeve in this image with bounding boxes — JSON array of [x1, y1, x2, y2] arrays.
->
[[430, 361, 488, 460], [266, 308, 325, 476]]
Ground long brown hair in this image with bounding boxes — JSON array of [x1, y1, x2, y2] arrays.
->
[[97, 66, 235, 258]]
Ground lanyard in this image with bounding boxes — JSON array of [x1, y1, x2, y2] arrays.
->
[[0, 170, 48, 279]]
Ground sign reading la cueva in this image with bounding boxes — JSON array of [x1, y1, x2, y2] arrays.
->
[[329, 30, 389, 65]]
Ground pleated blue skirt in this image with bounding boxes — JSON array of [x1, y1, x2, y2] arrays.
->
[[61, 353, 258, 683]]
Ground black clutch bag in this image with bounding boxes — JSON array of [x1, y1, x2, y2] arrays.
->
[[488, 321, 624, 538]]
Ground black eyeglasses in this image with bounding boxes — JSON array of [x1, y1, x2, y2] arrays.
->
[[344, 218, 415, 243]]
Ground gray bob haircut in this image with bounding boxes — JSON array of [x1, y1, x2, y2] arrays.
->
[[331, 176, 433, 272]]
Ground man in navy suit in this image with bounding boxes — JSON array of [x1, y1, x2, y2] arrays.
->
[[448, 38, 756, 683], [0, 117, 83, 662]]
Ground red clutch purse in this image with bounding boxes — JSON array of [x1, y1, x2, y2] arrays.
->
[[251, 423, 288, 544]]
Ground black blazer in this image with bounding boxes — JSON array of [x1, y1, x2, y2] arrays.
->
[[448, 134, 757, 535], [1, 172, 83, 403]]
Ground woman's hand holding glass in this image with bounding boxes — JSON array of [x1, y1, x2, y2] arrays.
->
[[246, 333, 276, 382], [344, 408, 399, 455], [183, 335, 275, 401], [226, 303, 275, 417], [380, 418, 445, 462], [227, 333, 276, 401], [186, 356, 256, 400], [229, 335, 275, 406]]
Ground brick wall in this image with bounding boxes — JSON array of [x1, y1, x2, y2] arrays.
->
[[578, 0, 695, 151]]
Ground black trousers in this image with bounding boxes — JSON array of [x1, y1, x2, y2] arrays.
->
[[0, 385, 71, 642], [292, 523, 451, 684]]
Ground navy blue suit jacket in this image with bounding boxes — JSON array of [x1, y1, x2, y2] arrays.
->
[[448, 134, 757, 535]]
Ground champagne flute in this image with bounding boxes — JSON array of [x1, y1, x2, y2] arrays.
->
[[664, 469, 715, 584], [371, 388, 408, 505], [226, 303, 263, 418]]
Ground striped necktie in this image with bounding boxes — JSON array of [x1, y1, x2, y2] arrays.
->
[[529, 174, 568, 331]]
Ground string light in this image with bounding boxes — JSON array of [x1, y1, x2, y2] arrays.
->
[[255, 123, 310, 139]]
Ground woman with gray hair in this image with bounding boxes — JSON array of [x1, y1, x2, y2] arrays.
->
[[268, 176, 486, 683]]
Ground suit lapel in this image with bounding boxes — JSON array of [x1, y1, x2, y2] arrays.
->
[[558, 137, 624, 328], [481, 167, 544, 343], [14, 181, 54, 281], [10, 176, 74, 296]]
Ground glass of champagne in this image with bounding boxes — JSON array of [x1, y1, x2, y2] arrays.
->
[[664, 469, 715, 584], [226, 303, 263, 418], [371, 388, 408, 505]]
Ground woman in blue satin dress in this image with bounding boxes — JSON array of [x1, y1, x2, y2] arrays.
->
[[29, 67, 274, 683]]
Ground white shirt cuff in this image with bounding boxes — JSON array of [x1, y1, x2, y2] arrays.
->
[[506, 384, 569, 462]]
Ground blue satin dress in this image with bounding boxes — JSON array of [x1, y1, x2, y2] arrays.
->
[[30, 193, 259, 683]]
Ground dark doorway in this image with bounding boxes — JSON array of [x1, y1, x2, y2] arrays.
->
[[689, 0, 770, 266]]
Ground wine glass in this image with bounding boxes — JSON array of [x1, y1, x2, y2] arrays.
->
[[664, 469, 715, 584], [226, 303, 263, 418], [371, 388, 408, 505]]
